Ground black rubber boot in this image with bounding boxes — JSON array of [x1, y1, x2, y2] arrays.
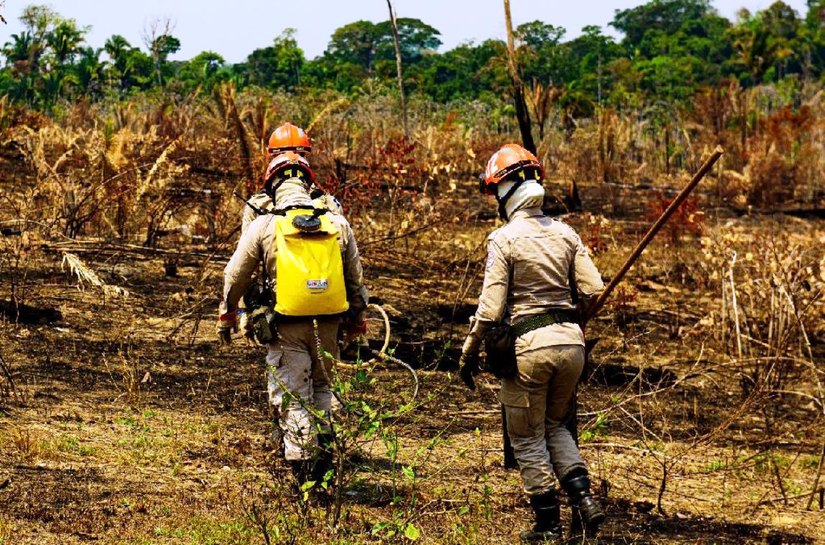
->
[[310, 433, 334, 485], [562, 473, 605, 535], [519, 489, 563, 543], [289, 459, 312, 490]]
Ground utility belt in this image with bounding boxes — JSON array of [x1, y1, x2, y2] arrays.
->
[[242, 300, 349, 346], [482, 308, 580, 379], [243, 307, 348, 345], [510, 308, 580, 338], [271, 312, 346, 324], [241, 273, 349, 345]]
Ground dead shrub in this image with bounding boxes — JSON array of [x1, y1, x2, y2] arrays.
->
[[10, 428, 42, 461], [697, 227, 824, 422], [747, 104, 821, 208], [644, 193, 705, 245]]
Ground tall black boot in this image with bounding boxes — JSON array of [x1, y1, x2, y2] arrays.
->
[[289, 459, 312, 491], [310, 433, 334, 485], [519, 489, 563, 543], [562, 472, 605, 534]]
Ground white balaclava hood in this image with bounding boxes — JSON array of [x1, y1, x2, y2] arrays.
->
[[273, 178, 313, 209], [496, 179, 545, 220]]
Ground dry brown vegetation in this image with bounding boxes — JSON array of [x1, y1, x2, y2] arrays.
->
[[0, 84, 823, 544]]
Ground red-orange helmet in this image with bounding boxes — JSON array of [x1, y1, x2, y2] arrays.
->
[[267, 122, 311, 156], [263, 152, 316, 195], [481, 143, 543, 194]]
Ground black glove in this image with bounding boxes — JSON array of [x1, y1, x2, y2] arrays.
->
[[459, 352, 480, 391]]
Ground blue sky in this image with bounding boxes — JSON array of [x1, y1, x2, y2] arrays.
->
[[0, 0, 812, 63]]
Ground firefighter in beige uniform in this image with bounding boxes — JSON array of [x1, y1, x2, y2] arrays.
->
[[459, 144, 606, 543], [219, 152, 368, 482]]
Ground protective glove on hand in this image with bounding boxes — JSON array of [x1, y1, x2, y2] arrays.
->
[[458, 352, 480, 391], [217, 303, 237, 345], [342, 310, 368, 340]]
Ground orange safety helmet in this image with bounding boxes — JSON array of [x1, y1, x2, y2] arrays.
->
[[482, 144, 544, 220], [481, 143, 543, 194], [267, 122, 311, 156], [263, 151, 316, 196]]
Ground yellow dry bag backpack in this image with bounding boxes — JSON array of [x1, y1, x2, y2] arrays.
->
[[273, 208, 349, 317]]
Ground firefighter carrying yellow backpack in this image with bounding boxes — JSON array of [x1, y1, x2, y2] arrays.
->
[[273, 208, 349, 317]]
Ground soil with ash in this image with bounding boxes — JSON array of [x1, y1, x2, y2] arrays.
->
[[0, 213, 823, 544]]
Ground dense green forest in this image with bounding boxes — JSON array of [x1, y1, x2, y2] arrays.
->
[[2, 0, 824, 111]]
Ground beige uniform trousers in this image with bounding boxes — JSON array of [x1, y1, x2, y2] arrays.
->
[[265, 318, 341, 461], [500, 331, 586, 496]]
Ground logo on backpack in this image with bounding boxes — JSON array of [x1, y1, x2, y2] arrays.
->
[[306, 279, 329, 291]]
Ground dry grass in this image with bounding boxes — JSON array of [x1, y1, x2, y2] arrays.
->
[[0, 82, 823, 544], [61, 252, 129, 299]]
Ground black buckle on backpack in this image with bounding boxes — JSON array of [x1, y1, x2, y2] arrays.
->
[[285, 207, 328, 233]]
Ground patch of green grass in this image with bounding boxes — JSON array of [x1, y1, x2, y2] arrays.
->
[[150, 504, 172, 517], [56, 433, 95, 456], [800, 454, 821, 470], [116, 416, 137, 427], [786, 482, 804, 495], [112, 410, 189, 469], [152, 515, 258, 545], [701, 459, 727, 473], [772, 453, 792, 470]]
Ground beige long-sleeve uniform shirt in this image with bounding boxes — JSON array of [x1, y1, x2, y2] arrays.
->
[[224, 207, 368, 315], [463, 207, 604, 355]]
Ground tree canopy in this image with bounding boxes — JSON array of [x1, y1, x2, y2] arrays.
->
[[0, 1, 823, 110]]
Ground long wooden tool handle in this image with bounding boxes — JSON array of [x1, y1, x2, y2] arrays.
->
[[583, 146, 725, 323]]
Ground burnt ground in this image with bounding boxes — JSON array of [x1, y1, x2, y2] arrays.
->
[[0, 212, 823, 545]]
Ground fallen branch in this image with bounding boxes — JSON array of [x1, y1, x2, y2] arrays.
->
[[453, 409, 501, 416], [44, 239, 226, 261], [61, 252, 129, 299], [360, 222, 438, 247], [756, 491, 820, 507]]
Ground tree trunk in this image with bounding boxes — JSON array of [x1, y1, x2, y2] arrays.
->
[[386, 0, 409, 138], [503, 0, 536, 154]]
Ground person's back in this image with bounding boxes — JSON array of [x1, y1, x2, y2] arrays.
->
[[459, 143, 606, 543], [498, 215, 594, 312], [227, 202, 366, 310], [219, 153, 368, 486], [476, 210, 604, 350]]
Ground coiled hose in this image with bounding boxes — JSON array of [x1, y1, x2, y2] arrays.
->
[[314, 303, 419, 409]]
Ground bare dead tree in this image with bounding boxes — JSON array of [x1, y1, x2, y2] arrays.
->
[[142, 17, 178, 87], [386, 0, 409, 138], [503, 0, 536, 154]]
